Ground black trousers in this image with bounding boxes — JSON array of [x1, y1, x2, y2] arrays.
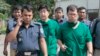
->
[[16, 51, 39, 56]]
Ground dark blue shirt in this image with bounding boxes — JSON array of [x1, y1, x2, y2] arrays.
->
[[55, 18, 67, 25], [17, 22, 45, 52], [6, 18, 17, 49], [80, 19, 91, 27]]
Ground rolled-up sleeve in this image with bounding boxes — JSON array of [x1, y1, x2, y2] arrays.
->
[[57, 26, 62, 40], [85, 27, 92, 43], [55, 23, 60, 39], [39, 24, 45, 38]]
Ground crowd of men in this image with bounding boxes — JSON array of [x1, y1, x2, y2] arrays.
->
[[3, 4, 100, 56]]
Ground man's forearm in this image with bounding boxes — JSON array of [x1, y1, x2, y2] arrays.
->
[[40, 37, 47, 56], [87, 42, 93, 55], [6, 25, 20, 42], [4, 37, 9, 50], [4, 25, 20, 50]]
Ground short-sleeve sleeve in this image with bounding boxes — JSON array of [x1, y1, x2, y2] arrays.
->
[[85, 27, 92, 42], [57, 25, 63, 40], [39, 24, 45, 38], [55, 22, 60, 39], [6, 19, 15, 34]]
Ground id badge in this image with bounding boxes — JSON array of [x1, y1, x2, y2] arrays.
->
[[24, 52, 31, 55]]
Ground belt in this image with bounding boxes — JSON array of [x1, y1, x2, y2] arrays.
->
[[16, 50, 39, 56]]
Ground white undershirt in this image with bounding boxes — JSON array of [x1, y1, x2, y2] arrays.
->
[[72, 21, 80, 29]]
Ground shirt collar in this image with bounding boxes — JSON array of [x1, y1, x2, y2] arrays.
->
[[82, 19, 86, 21], [56, 18, 65, 23], [30, 21, 35, 27], [73, 21, 80, 29], [11, 16, 17, 21], [21, 21, 35, 27], [40, 18, 50, 22], [45, 18, 50, 22], [40, 18, 50, 26], [56, 18, 63, 21]]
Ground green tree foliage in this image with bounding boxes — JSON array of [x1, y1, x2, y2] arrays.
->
[[5, 0, 55, 18], [0, 0, 11, 13], [0, 0, 11, 20]]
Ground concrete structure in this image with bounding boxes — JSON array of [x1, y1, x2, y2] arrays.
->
[[55, 0, 100, 20], [0, 34, 10, 56]]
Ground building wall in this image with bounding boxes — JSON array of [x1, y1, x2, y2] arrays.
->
[[55, 0, 100, 19]]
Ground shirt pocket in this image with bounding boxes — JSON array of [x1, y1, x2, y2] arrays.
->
[[31, 30, 39, 40]]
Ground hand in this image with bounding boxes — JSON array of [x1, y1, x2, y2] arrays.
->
[[44, 52, 48, 56], [17, 18, 23, 26], [87, 51, 93, 56], [44, 54, 48, 56], [61, 44, 67, 52], [3, 49, 8, 56], [87, 53, 92, 56]]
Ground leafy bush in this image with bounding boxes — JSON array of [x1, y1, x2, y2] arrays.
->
[[0, 13, 8, 20], [0, 13, 4, 19], [0, 25, 6, 34]]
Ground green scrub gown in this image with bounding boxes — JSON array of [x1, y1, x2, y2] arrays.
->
[[39, 19, 59, 56], [58, 21, 92, 56]]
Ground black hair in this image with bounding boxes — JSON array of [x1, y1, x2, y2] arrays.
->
[[11, 4, 22, 13], [66, 5, 78, 13], [78, 7, 87, 12], [38, 4, 49, 11], [11, 5, 22, 18], [55, 7, 63, 12], [22, 4, 33, 13]]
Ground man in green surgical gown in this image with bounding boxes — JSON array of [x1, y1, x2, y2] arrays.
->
[[57, 5, 93, 56], [38, 5, 59, 56]]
